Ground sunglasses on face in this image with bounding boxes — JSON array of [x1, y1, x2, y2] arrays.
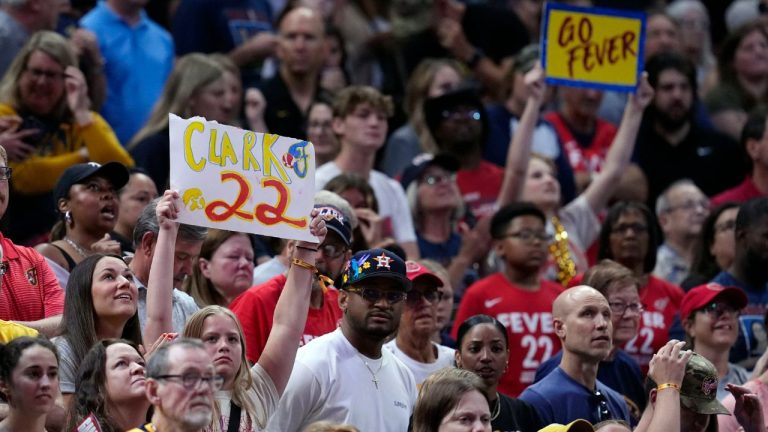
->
[[406, 289, 444, 306], [346, 286, 407, 304]]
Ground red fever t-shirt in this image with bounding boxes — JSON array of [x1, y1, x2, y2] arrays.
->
[[456, 161, 504, 219], [451, 273, 564, 397], [0, 233, 64, 321], [229, 274, 343, 363]]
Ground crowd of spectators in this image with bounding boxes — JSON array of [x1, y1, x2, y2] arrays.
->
[[2, 0, 768, 431]]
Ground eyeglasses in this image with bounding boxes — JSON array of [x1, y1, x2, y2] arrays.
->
[[499, 230, 553, 243], [406, 289, 443, 306], [421, 173, 455, 186], [594, 389, 612, 422], [608, 301, 644, 316], [665, 199, 709, 213], [346, 286, 407, 304], [154, 373, 224, 391], [319, 243, 347, 259], [0, 167, 11, 181], [714, 219, 736, 233], [610, 223, 648, 235], [441, 108, 481, 121], [698, 302, 740, 318], [24, 67, 67, 81]]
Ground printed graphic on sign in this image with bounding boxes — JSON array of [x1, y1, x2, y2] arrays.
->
[[169, 114, 317, 242], [541, 2, 645, 92]]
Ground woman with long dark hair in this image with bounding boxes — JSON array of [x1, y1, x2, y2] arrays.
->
[[66, 339, 151, 432], [53, 253, 142, 407]]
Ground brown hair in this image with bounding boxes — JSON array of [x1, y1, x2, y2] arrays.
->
[[413, 368, 489, 432], [332, 86, 394, 119], [182, 229, 248, 307], [582, 259, 639, 298]]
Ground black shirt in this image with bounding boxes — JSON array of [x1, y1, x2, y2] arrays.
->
[[634, 120, 745, 206], [493, 392, 543, 432]]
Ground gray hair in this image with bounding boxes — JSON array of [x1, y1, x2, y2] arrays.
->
[[314, 190, 358, 230], [146, 338, 206, 378], [655, 178, 697, 215], [133, 198, 208, 247]]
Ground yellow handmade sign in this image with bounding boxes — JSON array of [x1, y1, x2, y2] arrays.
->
[[169, 114, 318, 242], [541, 3, 645, 91]]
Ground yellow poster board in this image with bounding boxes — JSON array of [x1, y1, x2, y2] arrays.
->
[[541, 3, 645, 91]]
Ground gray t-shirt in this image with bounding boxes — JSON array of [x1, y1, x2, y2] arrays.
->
[[135, 275, 199, 335], [53, 337, 77, 393]]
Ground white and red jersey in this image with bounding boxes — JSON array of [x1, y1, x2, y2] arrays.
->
[[621, 275, 684, 374], [452, 273, 563, 397]]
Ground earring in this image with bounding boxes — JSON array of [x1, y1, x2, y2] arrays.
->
[[64, 211, 73, 227]]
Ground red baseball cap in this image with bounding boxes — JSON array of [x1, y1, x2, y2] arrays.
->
[[680, 283, 748, 320], [405, 261, 443, 288]]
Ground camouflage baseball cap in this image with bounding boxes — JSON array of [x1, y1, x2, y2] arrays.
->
[[678, 353, 729, 415]]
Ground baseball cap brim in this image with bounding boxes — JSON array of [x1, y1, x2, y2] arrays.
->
[[538, 419, 594, 432], [681, 284, 749, 320], [680, 394, 731, 416], [352, 272, 412, 292]]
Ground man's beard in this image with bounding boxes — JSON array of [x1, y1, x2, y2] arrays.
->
[[649, 103, 693, 133]]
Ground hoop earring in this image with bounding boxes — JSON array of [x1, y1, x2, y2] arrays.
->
[[65, 211, 73, 227]]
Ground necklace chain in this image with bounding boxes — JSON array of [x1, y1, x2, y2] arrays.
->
[[64, 237, 91, 258], [358, 354, 384, 390], [491, 392, 501, 420]]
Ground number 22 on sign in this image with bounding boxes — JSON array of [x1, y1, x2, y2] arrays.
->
[[203, 171, 307, 228]]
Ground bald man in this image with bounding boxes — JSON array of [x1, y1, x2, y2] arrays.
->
[[520, 286, 631, 425], [261, 6, 328, 139]]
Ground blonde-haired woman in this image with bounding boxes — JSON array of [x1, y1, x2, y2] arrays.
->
[[129, 53, 233, 190], [380, 58, 465, 177], [0, 31, 132, 244], [142, 189, 328, 431]]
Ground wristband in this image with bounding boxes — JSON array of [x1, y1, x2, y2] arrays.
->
[[291, 258, 333, 294], [656, 383, 680, 392]]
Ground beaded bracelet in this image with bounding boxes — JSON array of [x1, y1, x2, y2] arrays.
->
[[656, 383, 680, 392]]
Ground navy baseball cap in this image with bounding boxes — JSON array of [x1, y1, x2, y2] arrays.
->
[[53, 162, 130, 204], [340, 248, 411, 291], [314, 204, 353, 245]]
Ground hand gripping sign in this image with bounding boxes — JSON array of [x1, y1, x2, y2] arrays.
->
[[541, 2, 646, 92], [169, 114, 318, 242]]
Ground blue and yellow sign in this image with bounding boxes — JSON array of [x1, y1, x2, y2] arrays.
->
[[541, 3, 646, 92]]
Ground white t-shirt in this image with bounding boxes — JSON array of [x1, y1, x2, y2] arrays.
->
[[212, 364, 279, 432], [315, 162, 417, 243], [266, 328, 417, 432], [383, 339, 455, 386]]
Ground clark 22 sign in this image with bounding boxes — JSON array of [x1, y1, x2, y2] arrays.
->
[[169, 114, 318, 242]]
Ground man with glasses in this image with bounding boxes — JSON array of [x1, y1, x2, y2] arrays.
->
[[451, 202, 563, 397], [654, 179, 710, 285], [711, 197, 768, 368], [520, 286, 631, 426], [133, 338, 219, 432], [0, 146, 63, 337], [266, 248, 417, 432], [231, 191, 355, 363], [383, 260, 454, 385], [680, 283, 749, 400]]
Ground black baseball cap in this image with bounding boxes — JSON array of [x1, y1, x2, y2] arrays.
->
[[340, 248, 411, 291], [53, 162, 130, 204]]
